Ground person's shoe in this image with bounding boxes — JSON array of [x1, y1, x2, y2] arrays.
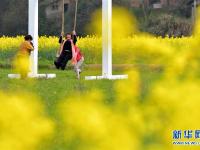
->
[[76, 69, 80, 79], [78, 69, 82, 74]]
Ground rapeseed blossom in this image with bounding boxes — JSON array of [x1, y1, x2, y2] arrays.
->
[[0, 92, 54, 150]]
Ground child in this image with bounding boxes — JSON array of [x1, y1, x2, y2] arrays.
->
[[73, 45, 84, 79], [70, 31, 84, 79], [14, 35, 34, 78]]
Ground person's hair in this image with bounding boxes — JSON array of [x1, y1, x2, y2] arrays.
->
[[66, 33, 71, 36], [24, 35, 33, 41]]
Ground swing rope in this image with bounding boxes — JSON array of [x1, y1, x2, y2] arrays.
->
[[61, 0, 65, 36], [57, 0, 78, 57], [56, 0, 65, 57], [73, 0, 78, 31], [61, 0, 78, 35]]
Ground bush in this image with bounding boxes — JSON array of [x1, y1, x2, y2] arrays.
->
[[146, 14, 192, 37]]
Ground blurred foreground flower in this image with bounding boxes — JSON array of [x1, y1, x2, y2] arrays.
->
[[0, 92, 54, 150], [194, 7, 200, 36], [148, 78, 200, 150], [87, 7, 137, 37], [58, 91, 139, 150], [13, 53, 30, 78]]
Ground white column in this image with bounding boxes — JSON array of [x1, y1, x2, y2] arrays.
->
[[85, 0, 128, 80], [29, 0, 38, 76], [8, 0, 56, 79], [102, 0, 112, 78]]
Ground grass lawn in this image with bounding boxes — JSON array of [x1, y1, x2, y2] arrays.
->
[[0, 67, 162, 115], [0, 67, 162, 150], [0, 68, 117, 112]]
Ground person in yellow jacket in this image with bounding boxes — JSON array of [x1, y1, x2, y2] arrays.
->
[[14, 35, 34, 78]]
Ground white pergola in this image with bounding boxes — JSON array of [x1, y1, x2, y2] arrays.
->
[[9, 0, 128, 80]]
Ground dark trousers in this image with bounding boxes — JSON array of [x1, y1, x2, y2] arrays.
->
[[54, 51, 72, 70]]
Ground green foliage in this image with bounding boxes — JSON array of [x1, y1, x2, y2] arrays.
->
[[0, 0, 195, 36], [146, 14, 192, 37], [0, 0, 28, 36]]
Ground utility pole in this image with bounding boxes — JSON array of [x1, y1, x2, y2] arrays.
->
[[61, 0, 65, 36], [192, 0, 197, 25]]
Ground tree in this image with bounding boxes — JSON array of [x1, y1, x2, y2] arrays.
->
[[0, 0, 8, 34], [139, 0, 152, 24], [0, 0, 28, 36]]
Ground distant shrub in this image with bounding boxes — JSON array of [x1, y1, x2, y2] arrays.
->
[[146, 14, 192, 37]]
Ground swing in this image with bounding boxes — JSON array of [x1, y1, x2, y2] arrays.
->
[[56, 0, 78, 57], [8, 0, 128, 80]]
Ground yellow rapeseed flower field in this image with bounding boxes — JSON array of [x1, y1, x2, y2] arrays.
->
[[0, 92, 54, 150], [1, 6, 200, 150]]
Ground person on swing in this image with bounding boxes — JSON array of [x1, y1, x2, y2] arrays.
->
[[54, 33, 75, 70], [58, 30, 77, 46]]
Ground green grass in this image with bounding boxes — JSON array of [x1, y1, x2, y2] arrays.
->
[[0, 68, 120, 150], [0, 67, 162, 150], [0, 68, 116, 111], [0, 67, 162, 115]]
